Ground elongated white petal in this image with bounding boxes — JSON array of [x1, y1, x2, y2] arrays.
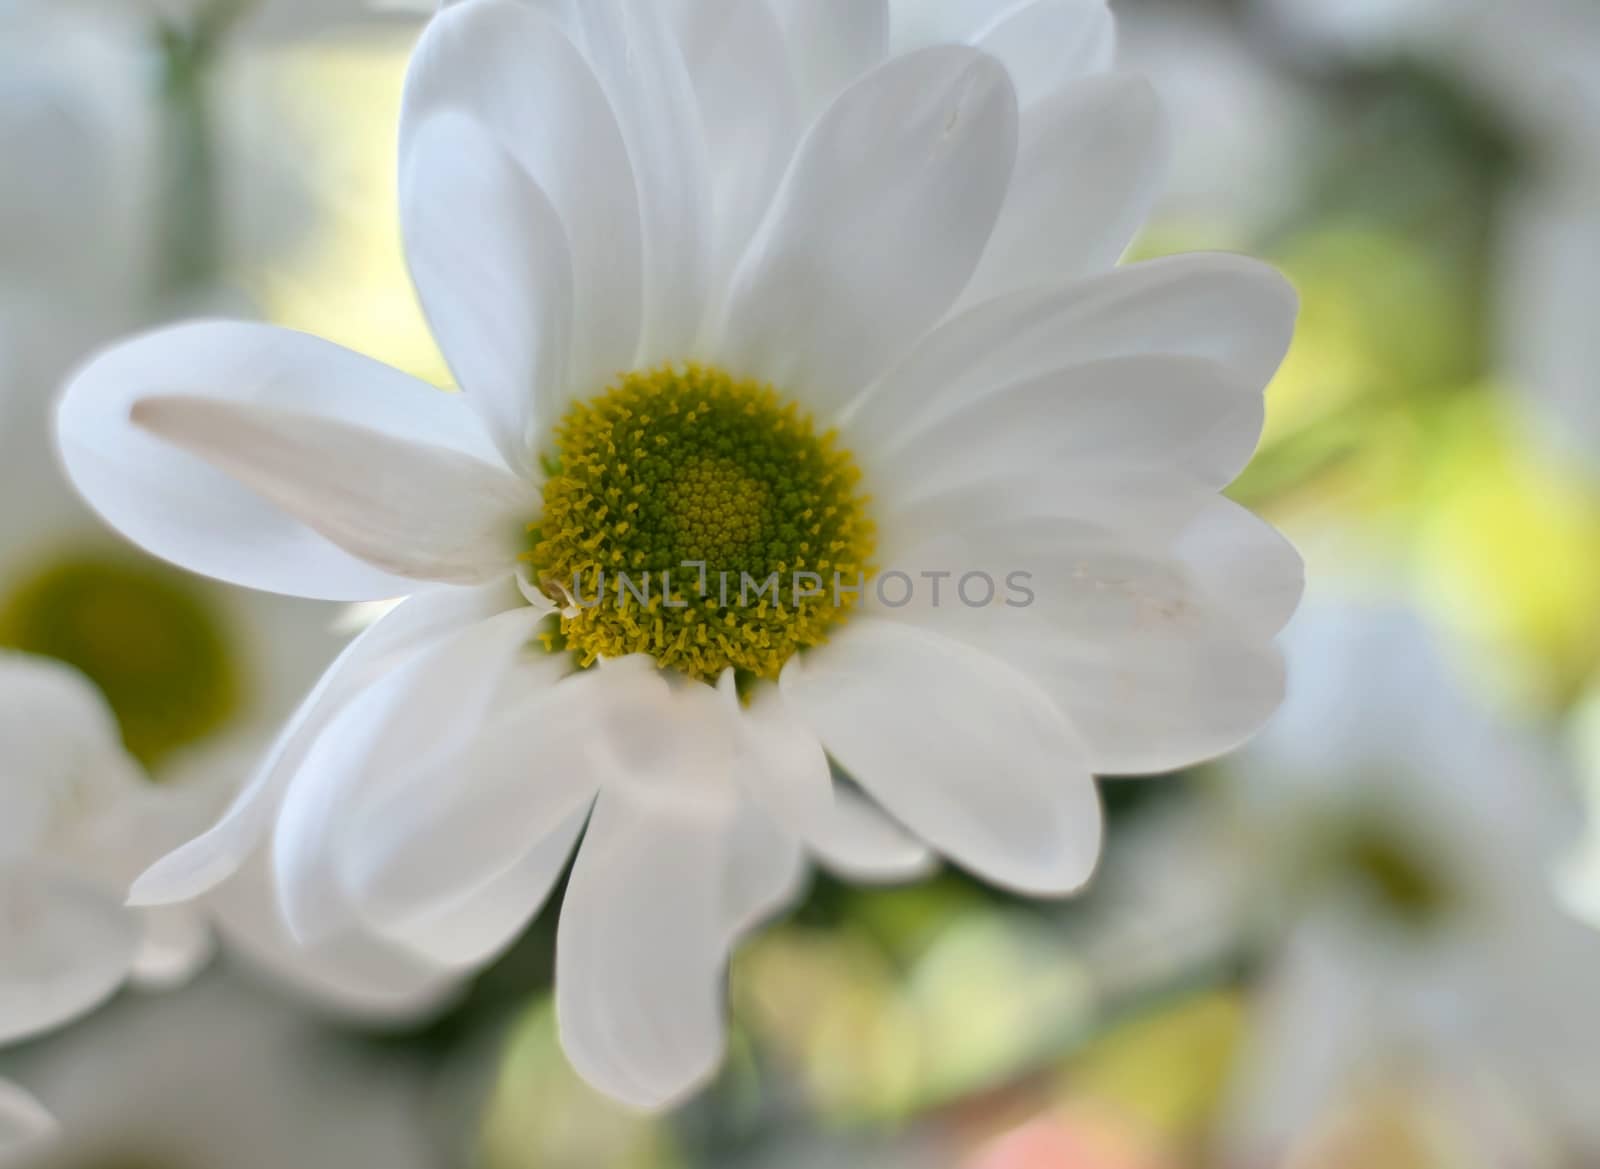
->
[[556, 786, 735, 1109], [128, 906, 215, 991], [131, 395, 537, 588], [767, 0, 888, 119], [130, 581, 527, 907], [717, 673, 834, 829], [57, 322, 503, 601], [375, 808, 588, 971], [959, 74, 1168, 307], [1177, 498, 1305, 641], [402, 113, 573, 475], [0, 1080, 56, 1159], [575, 0, 712, 364], [805, 787, 939, 884], [341, 664, 643, 926], [210, 854, 459, 1024], [404, 0, 642, 405], [782, 618, 1103, 895], [273, 606, 549, 944], [0, 872, 138, 1046], [972, 0, 1116, 103], [0, 653, 132, 863], [669, 0, 800, 311], [721, 798, 807, 942], [844, 253, 1298, 444], [720, 47, 1017, 416], [876, 355, 1263, 505]]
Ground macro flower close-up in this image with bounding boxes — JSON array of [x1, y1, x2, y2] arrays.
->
[[9, 0, 1600, 1165], [52, 0, 1300, 1109]]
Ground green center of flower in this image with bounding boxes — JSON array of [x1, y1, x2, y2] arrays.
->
[[528, 364, 875, 683], [0, 555, 241, 769]]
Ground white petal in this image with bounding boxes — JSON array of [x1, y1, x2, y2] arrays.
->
[[273, 605, 549, 944], [0, 872, 138, 1046], [843, 252, 1298, 445], [0, 653, 131, 863], [717, 673, 834, 829], [374, 807, 588, 971], [1177, 498, 1304, 640], [767, 0, 888, 120], [958, 74, 1168, 307], [57, 322, 504, 601], [130, 581, 526, 907], [721, 797, 807, 942], [210, 853, 459, 1025], [0, 1080, 56, 1159], [781, 618, 1103, 895], [972, 0, 1116, 104], [341, 662, 652, 929], [574, 0, 713, 364], [131, 395, 537, 587], [402, 113, 573, 475], [404, 0, 643, 403], [668, 0, 800, 310], [805, 787, 939, 884], [875, 356, 1263, 505], [719, 47, 1018, 415], [128, 906, 215, 991], [556, 786, 736, 1110]]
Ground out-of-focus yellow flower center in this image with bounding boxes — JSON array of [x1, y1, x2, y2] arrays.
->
[[0, 555, 241, 769], [528, 364, 875, 683]]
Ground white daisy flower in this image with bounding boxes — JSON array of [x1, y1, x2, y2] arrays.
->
[[1190, 603, 1600, 1167], [56, 0, 1302, 1109], [0, 972, 439, 1169]]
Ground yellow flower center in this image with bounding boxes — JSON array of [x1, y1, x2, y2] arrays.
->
[[0, 555, 242, 769], [528, 364, 875, 683]]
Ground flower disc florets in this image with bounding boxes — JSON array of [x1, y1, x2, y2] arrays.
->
[[529, 364, 876, 682]]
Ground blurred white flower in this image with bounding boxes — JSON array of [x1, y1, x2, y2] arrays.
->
[[0, 972, 440, 1169], [56, 0, 1299, 1109], [1201, 603, 1600, 1167]]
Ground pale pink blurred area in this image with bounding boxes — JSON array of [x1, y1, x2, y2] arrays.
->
[[966, 1114, 1172, 1169]]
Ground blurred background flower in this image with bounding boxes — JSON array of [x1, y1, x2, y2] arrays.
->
[[5, 0, 1600, 1165]]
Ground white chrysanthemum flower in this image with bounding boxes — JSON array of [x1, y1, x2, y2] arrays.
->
[[0, 973, 439, 1169], [57, 0, 1301, 1108], [1169, 603, 1600, 1167]]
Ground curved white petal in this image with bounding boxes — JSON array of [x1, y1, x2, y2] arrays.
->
[[130, 581, 527, 907], [128, 906, 215, 991], [0, 653, 132, 864], [402, 113, 573, 475], [1177, 498, 1304, 641], [875, 355, 1264, 506], [375, 807, 588, 971], [781, 618, 1103, 895], [129, 395, 536, 589], [982, 1, 1116, 100], [721, 797, 808, 942], [805, 786, 939, 884], [668, 0, 800, 311], [209, 854, 460, 1025], [57, 322, 503, 601], [273, 605, 549, 944], [717, 673, 834, 829], [720, 46, 1018, 416], [556, 785, 736, 1110], [404, 0, 642, 405], [574, 0, 712, 364], [767, 0, 888, 120], [843, 253, 1298, 445], [959, 73, 1168, 307], [0, 1080, 57, 1159], [0, 872, 138, 1046], [341, 662, 645, 929]]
